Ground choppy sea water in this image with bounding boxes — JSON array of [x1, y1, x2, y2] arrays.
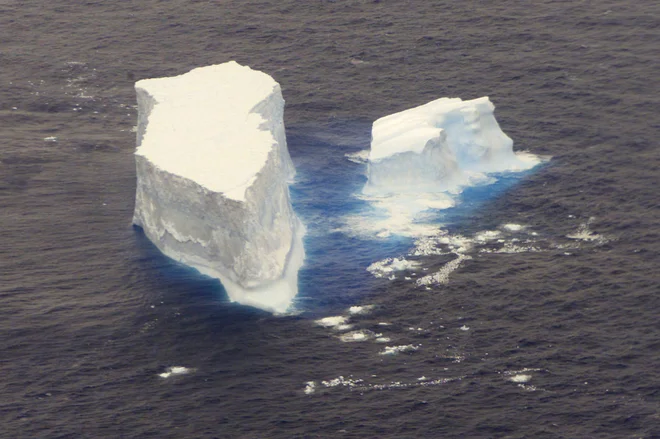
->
[[1, 1, 659, 438]]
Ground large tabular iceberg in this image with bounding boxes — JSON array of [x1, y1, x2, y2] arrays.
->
[[364, 96, 539, 196], [132, 62, 304, 313]]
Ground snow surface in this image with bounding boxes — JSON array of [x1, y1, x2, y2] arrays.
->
[[364, 96, 540, 196], [135, 62, 293, 199], [132, 62, 304, 313]]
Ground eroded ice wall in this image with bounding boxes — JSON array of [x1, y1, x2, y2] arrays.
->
[[133, 62, 304, 313]]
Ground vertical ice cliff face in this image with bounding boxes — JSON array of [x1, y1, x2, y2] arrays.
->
[[364, 96, 538, 196], [132, 62, 304, 313]]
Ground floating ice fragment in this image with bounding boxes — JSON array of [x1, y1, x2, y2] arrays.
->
[[315, 316, 349, 329], [475, 230, 502, 242], [509, 374, 532, 383]]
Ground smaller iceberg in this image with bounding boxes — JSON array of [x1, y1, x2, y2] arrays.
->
[[350, 96, 543, 239], [364, 96, 539, 197]]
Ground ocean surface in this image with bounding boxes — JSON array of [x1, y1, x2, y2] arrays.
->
[[2, 1, 659, 438]]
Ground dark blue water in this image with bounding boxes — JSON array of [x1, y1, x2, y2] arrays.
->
[[289, 124, 415, 312], [2, 1, 659, 438]]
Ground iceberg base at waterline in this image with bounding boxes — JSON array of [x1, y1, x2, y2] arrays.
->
[[132, 62, 305, 314]]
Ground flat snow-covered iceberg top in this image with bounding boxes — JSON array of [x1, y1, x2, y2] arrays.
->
[[365, 96, 540, 196], [133, 62, 304, 314], [135, 61, 293, 200]]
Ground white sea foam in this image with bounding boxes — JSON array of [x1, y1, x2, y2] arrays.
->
[[367, 257, 421, 279], [448, 353, 466, 363], [321, 376, 364, 388], [416, 254, 472, 286], [503, 367, 543, 375], [348, 305, 375, 315], [315, 316, 349, 329], [411, 233, 474, 257], [474, 230, 502, 242], [344, 149, 370, 164], [509, 374, 532, 383], [339, 330, 380, 343], [502, 368, 544, 391], [517, 384, 538, 391], [338, 195, 449, 239], [480, 242, 541, 254], [158, 366, 193, 378], [502, 368, 543, 388], [502, 223, 525, 232], [379, 344, 420, 355], [306, 374, 464, 394], [304, 381, 316, 395], [567, 218, 608, 244]]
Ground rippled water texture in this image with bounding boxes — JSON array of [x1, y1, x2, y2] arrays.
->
[[1, 1, 659, 438]]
